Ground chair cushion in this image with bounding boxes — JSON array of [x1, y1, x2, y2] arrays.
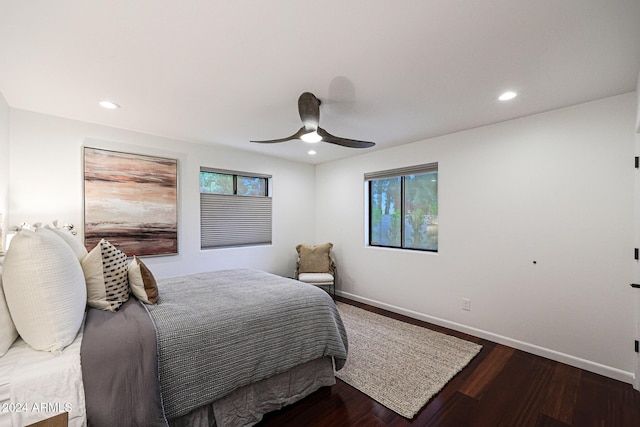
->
[[296, 242, 333, 273], [298, 272, 334, 285]]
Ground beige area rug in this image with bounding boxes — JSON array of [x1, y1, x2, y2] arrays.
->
[[335, 302, 482, 419]]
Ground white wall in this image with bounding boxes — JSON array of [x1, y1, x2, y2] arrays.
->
[[316, 93, 637, 383], [8, 109, 316, 278], [0, 92, 9, 250]]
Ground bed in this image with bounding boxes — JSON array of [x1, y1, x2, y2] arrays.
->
[[82, 269, 348, 427], [0, 228, 348, 427]]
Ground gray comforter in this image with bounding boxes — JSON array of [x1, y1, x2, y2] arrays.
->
[[146, 269, 348, 420]]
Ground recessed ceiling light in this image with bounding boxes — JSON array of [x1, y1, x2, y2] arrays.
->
[[99, 100, 120, 110], [308, 150, 317, 156], [498, 91, 518, 101]]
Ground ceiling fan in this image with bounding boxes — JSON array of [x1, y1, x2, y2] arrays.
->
[[250, 92, 375, 149]]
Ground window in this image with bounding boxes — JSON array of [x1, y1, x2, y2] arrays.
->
[[366, 163, 438, 252], [200, 168, 271, 248]]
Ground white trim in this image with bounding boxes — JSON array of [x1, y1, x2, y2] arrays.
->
[[635, 128, 640, 391], [636, 284, 640, 390], [337, 290, 635, 385], [633, 288, 640, 391]]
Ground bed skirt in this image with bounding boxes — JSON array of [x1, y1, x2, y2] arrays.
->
[[168, 357, 335, 427]]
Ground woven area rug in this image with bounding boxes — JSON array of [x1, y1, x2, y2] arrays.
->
[[335, 302, 482, 419]]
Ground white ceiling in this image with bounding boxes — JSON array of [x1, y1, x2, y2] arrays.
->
[[1, 1, 639, 164]]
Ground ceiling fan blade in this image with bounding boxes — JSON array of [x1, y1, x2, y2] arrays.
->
[[317, 127, 375, 149], [251, 127, 306, 144], [298, 92, 320, 131]]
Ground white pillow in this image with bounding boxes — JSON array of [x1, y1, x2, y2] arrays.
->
[[44, 225, 88, 261], [2, 229, 86, 352], [82, 239, 130, 312], [0, 265, 18, 357]]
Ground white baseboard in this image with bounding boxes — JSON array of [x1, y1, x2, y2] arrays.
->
[[337, 290, 636, 385]]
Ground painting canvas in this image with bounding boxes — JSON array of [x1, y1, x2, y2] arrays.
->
[[84, 147, 178, 256]]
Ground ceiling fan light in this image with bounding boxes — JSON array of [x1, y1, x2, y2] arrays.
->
[[300, 130, 322, 143], [498, 91, 518, 101], [99, 100, 120, 110]]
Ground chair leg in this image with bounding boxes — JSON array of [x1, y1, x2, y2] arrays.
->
[[332, 271, 337, 299]]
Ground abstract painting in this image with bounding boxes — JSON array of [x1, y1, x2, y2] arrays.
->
[[84, 147, 178, 256]]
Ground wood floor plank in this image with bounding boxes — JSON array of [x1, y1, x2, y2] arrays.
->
[[535, 413, 572, 427], [540, 362, 581, 424], [459, 343, 515, 399], [414, 391, 478, 427], [460, 350, 554, 427], [573, 371, 640, 427], [572, 370, 614, 427], [503, 355, 557, 427]]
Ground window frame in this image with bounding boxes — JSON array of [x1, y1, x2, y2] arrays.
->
[[366, 163, 438, 253], [200, 167, 272, 249], [200, 169, 269, 197]]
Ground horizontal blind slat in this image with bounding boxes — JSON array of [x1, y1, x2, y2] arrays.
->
[[200, 193, 272, 248]]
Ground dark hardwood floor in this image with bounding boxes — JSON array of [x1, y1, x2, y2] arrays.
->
[[259, 297, 640, 427]]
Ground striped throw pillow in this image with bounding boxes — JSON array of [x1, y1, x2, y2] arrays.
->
[[82, 239, 130, 311]]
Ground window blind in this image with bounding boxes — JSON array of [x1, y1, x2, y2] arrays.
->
[[200, 193, 272, 248], [364, 162, 438, 181], [200, 166, 271, 180]]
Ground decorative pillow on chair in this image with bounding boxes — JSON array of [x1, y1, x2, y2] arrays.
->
[[2, 229, 86, 352], [128, 256, 159, 304], [82, 239, 130, 312], [296, 242, 334, 273]]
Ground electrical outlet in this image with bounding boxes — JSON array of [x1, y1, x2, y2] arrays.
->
[[462, 298, 471, 311]]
